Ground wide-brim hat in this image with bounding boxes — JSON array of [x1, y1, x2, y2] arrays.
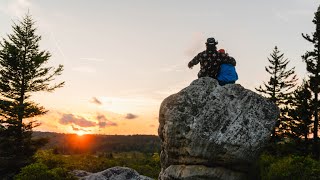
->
[[206, 37, 218, 45]]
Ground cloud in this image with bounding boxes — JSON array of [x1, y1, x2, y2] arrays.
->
[[97, 114, 107, 121], [1, 0, 32, 17], [96, 114, 117, 128], [49, 31, 70, 64], [273, 9, 312, 23], [125, 113, 138, 119], [98, 96, 159, 114], [154, 80, 190, 97], [71, 125, 90, 132], [185, 32, 205, 57], [160, 64, 185, 72], [274, 11, 289, 22], [72, 66, 96, 73], [59, 114, 96, 127], [80, 58, 105, 62], [91, 97, 102, 105]]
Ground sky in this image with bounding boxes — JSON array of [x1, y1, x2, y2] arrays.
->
[[0, 0, 319, 135]]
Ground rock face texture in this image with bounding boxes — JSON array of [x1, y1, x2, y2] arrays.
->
[[158, 78, 279, 180], [76, 166, 153, 180]]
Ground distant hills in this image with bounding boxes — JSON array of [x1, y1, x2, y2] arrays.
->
[[32, 131, 160, 154]]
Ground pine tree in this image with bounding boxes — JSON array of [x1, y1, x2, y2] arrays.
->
[[256, 46, 298, 141], [302, 5, 320, 159], [287, 80, 313, 153], [0, 14, 64, 171]]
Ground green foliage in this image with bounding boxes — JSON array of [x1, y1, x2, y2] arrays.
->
[[17, 149, 161, 179], [15, 163, 50, 180], [33, 149, 65, 169], [302, 4, 320, 159], [259, 153, 320, 180], [0, 12, 64, 177], [287, 81, 313, 144], [14, 163, 76, 180], [255, 46, 298, 141], [256, 46, 297, 105]]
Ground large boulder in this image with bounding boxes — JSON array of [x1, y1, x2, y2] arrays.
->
[[76, 166, 153, 180], [158, 78, 279, 180], [160, 165, 247, 180]]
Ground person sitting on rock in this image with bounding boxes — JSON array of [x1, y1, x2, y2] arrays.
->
[[216, 49, 238, 86], [188, 37, 222, 78]]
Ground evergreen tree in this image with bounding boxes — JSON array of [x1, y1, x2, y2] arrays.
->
[[256, 46, 298, 141], [0, 14, 64, 173], [287, 80, 313, 153], [302, 5, 320, 159]]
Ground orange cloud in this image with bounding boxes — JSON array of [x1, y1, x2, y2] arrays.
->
[[91, 97, 102, 105], [59, 114, 96, 127], [96, 114, 117, 128], [125, 113, 138, 119]]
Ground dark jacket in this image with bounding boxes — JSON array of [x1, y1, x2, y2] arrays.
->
[[220, 53, 236, 66], [188, 50, 236, 78]]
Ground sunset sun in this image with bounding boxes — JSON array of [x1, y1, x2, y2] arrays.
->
[[76, 131, 85, 136]]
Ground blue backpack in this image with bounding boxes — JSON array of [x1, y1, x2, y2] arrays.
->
[[217, 64, 238, 83]]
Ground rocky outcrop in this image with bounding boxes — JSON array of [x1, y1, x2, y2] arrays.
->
[[74, 166, 153, 180], [160, 165, 247, 180], [158, 78, 279, 180]]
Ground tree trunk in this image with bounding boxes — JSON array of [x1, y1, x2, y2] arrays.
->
[[314, 90, 319, 159], [304, 127, 309, 154], [271, 63, 278, 142], [16, 76, 25, 157], [315, 22, 320, 160], [16, 41, 27, 156]]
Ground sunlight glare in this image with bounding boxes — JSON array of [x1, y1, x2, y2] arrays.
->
[[76, 131, 85, 136]]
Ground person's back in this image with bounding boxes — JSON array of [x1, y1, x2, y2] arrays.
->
[[216, 49, 238, 85], [188, 38, 223, 78]]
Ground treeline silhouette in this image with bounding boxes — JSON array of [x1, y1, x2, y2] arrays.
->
[[33, 131, 160, 154]]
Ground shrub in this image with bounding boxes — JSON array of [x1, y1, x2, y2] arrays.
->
[[259, 153, 320, 180], [16, 149, 161, 179], [14, 163, 76, 180], [33, 150, 65, 169], [14, 163, 50, 180]]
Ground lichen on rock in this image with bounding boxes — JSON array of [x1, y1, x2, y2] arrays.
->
[[158, 77, 279, 180]]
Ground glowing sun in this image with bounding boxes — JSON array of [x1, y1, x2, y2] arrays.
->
[[76, 131, 85, 136]]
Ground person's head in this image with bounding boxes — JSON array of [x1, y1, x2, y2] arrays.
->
[[218, 49, 228, 56], [218, 49, 225, 54], [206, 37, 218, 51]]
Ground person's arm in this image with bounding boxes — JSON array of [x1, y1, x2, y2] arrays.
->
[[222, 56, 236, 66], [188, 52, 202, 68]]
